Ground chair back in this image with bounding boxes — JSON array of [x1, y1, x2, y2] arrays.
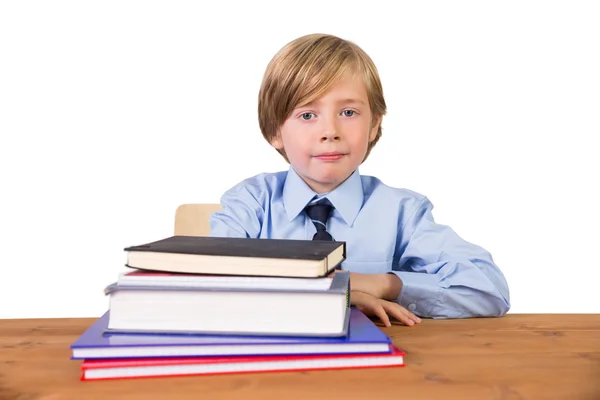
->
[[174, 203, 222, 236]]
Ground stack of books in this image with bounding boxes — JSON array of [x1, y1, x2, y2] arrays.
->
[[70, 236, 405, 381]]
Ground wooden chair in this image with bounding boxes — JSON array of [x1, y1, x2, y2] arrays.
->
[[174, 203, 222, 236]]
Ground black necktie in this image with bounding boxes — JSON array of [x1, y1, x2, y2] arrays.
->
[[305, 200, 334, 241]]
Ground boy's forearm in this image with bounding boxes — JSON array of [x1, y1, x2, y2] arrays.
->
[[382, 273, 403, 300], [349, 272, 403, 301], [393, 262, 510, 319]]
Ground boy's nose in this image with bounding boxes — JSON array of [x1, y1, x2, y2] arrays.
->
[[320, 119, 341, 142], [320, 132, 340, 142]]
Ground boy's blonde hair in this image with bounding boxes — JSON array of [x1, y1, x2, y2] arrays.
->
[[258, 33, 387, 162]]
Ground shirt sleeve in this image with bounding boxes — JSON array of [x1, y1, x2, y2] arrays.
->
[[208, 183, 264, 239], [391, 197, 510, 319]]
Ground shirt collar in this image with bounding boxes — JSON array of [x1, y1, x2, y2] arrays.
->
[[283, 166, 364, 226]]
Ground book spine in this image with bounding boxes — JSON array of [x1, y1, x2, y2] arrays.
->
[[345, 272, 350, 308]]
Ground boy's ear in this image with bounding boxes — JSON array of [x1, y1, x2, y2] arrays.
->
[[270, 132, 284, 150], [369, 115, 383, 142]]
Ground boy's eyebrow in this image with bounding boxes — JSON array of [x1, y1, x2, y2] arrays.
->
[[299, 98, 366, 108], [337, 98, 366, 105]]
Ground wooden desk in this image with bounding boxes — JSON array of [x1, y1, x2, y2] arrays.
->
[[1, 314, 599, 400]]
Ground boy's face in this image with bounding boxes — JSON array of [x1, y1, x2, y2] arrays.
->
[[270, 72, 380, 194]]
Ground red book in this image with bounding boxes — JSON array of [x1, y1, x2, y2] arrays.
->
[[80, 345, 405, 381]]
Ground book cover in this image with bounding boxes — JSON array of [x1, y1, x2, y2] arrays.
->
[[123, 236, 346, 278], [125, 235, 346, 261], [102, 271, 351, 337], [106, 268, 350, 296], [117, 270, 337, 288], [80, 345, 405, 381], [71, 307, 391, 359]]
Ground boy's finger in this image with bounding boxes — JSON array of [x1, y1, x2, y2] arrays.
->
[[403, 309, 421, 323], [373, 305, 391, 327], [384, 302, 420, 325], [398, 313, 415, 326]]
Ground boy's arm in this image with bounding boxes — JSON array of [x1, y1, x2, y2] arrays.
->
[[208, 184, 264, 238], [391, 197, 510, 319]]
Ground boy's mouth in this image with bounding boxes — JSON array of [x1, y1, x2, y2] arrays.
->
[[314, 152, 346, 161]]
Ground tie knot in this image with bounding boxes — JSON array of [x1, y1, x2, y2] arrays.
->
[[305, 200, 334, 241], [305, 201, 333, 228]]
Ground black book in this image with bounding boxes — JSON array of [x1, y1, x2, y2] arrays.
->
[[124, 235, 346, 278]]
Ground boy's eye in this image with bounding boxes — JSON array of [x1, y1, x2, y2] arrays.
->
[[342, 110, 355, 117], [301, 112, 314, 120]]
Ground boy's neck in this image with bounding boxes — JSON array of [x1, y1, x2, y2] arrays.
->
[[294, 168, 357, 195]]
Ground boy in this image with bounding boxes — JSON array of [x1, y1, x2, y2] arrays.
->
[[209, 33, 510, 327]]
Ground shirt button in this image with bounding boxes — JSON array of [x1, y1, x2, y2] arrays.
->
[[408, 303, 416, 312]]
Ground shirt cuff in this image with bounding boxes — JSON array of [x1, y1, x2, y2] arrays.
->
[[391, 271, 442, 317]]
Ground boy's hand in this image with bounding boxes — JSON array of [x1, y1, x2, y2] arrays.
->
[[351, 290, 421, 327], [350, 272, 403, 301]]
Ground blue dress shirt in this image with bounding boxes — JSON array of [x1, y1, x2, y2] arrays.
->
[[209, 167, 510, 319]]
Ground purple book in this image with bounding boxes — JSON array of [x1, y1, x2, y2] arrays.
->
[[71, 307, 392, 359]]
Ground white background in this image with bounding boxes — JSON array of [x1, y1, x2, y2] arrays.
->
[[1, 1, 598, 319]]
